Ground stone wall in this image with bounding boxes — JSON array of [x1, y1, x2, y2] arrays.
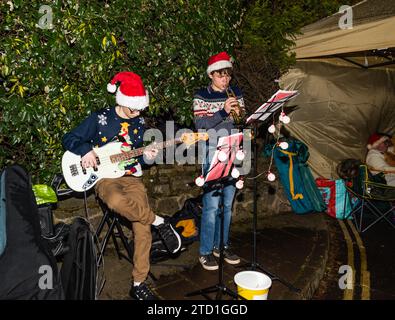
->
[[53, 156, 290, 229]]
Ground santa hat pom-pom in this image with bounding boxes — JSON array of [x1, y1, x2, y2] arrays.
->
[[268, 124, 276, 133], [107, 83, 117, 93], [236, 150, 245, 161], [279, 141, 289, 150], [236, 179, 244, 189], [195, 175, 205, 187], [267, 172, 276, 182], [231, 168, 240, 179], [218, 150, 228, 162]]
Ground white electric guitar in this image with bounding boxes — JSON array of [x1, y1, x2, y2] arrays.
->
[[62, 132, 208, 192]]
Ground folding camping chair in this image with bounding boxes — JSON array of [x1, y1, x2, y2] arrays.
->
[[343, 164, 395, 233]]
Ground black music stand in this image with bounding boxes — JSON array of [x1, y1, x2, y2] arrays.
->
[[185, 133, 245, 300], [240, 90, 301, 293]]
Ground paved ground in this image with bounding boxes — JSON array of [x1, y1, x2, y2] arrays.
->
[[313, 215, 395, 300], [98, 212, 330, 300]]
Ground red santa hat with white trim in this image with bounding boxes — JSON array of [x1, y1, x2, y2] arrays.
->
[[107, 71, 149, 110], [206, 51, 233, 75], [367, 133, 390, 150]]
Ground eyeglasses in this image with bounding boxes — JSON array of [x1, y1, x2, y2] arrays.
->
[[212, 68, 233, 78], [213, 72, 232, 79]]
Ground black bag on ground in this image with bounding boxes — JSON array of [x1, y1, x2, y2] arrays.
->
[[169, 196, 202, 245], [149, 227, 173, 263], [60, 216, 98, 300], [129, 197, 202, 263], [45, 222, 71, 258], [128, 196, 202, 264], [150, 196, 202, 263], [0, 165, 64, 300]]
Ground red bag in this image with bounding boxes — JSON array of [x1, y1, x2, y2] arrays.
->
[[315, 178, 353, 219]]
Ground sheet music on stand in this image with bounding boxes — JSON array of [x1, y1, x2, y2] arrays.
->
[[204, 132, 243, 184], [246, 90, 298, 125], [234, 88, 301, 293]]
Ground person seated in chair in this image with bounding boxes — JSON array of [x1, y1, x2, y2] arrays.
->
[[366, 133, 395, 187], [62, 71, 181, 300]]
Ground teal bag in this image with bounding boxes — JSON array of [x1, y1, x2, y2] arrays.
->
[[263, 138, 327, 214]]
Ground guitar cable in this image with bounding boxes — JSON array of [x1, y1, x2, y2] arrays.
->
[[83, 190, 89, 220]]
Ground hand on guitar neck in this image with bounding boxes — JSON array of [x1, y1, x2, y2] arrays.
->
[[143, 145, 159, 160]]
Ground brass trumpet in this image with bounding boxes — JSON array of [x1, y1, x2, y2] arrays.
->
[[225, 87, 245, 125]]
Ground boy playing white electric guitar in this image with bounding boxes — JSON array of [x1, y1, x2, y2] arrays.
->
[[62, 71, 181, 300]]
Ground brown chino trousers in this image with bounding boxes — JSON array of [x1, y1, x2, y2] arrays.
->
[[95, 176, 155, 283]]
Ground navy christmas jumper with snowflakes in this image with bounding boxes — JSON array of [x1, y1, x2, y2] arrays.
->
[[62, 106, 146, 175]]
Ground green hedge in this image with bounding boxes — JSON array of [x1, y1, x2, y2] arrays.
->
[[0, 0, 244, 182]]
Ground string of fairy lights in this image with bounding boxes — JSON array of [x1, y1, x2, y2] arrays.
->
[[265, 110, 291, 182], [194, 105, 292, 189]]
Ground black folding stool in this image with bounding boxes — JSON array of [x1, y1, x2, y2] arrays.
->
[[95, 196, 134, 266]]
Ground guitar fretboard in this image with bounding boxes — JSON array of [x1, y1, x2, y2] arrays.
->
[[109, 138, 181, 163]]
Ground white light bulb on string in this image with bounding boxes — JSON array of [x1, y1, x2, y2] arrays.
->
[[268, 124, 276, 133], [231, 168, 240, 179], [279, 111, 290, 124], [267, 172, 276, 182], [236, 179, 244, 189], [236, 150, 245, 161], [218, 150, 227, 162], [282, 115, 290, 124], [279, 141, 289, 150], [195, 175, 205, 187]]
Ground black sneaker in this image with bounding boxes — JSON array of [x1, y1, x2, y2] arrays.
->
[[129, 282, 159, 300], [213, 248, 241, 265], [156, 222, 182, 254], [199, 254, 219, 271]]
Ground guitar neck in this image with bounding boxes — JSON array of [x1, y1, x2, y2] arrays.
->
[[109, 138, 181, 163]]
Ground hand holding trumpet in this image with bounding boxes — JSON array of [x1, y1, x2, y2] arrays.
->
[[225, 87, 244, 124], [224, 96, 241, 116]]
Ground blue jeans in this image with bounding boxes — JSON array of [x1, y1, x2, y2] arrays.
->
[[199, 149, 237, 255]]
